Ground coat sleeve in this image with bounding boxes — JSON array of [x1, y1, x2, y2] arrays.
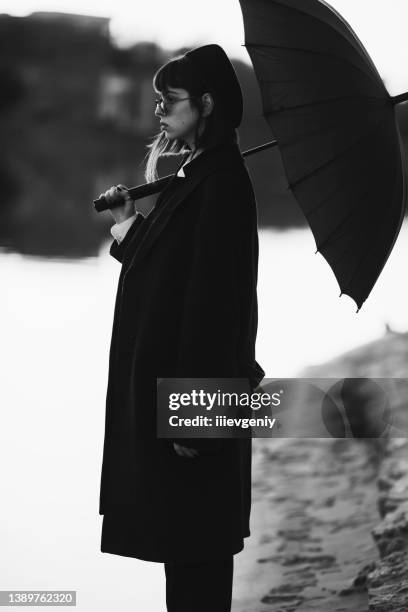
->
[[109, 213, 145, 263], [110, 213, 138, 244], [170, 171, 253, 453]]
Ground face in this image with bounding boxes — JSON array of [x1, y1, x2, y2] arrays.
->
[[154, 87, 201, 146]]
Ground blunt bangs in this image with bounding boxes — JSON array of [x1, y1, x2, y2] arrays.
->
[[153, 55, 206, 96]]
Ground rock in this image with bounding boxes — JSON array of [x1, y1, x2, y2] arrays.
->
[[378, 493, 408, 520], [353, 562, 377, 587], [367, 551, 408, 611], [367, 447, 408, 610], [372, 502, 408, 558]]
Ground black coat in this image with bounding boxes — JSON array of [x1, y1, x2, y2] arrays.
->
[[99, 141, 265, 563]]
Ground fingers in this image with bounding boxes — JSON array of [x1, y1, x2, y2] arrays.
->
[[117, 185, 133, 202], [102, 185, 131, 205], [102, 186, 116, 204], [173, 443, 199, 458]]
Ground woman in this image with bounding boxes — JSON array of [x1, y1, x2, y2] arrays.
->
[[98, 44, 265, 612]]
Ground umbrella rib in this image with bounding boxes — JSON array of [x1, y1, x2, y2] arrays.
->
[[321, 153, 399, 306], [307, 180, 366, 218], [315, 191, 369, 253], [318, 0, 385, 86], [257, 79, 298, 84], [308, 184, 346, 217], [306, 142, 383, 217], [259, 0, 384, 87], [315, 191, 373, 306], [338, 223, 386, 297], [263, 94, 387, 114], [245, 43, 384, 91], [281, 105, 384, 149], [286, 114, 387, 190], [340, 140, 403, 297]]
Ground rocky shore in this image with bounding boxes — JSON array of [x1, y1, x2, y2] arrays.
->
[[233, 330, 408, 611], [367, 438, 408, 611], [305, 329, 408, 611]]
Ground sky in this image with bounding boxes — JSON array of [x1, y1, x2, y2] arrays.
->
[[3, 0, 408, 95]]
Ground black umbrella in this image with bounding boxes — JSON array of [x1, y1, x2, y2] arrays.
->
[[238, 0, 408, 311], [94, 0, 408, 311]]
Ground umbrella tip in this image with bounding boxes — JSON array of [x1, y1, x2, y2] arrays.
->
[[339, 292, 343, 298], [315, 248, 319, 254]]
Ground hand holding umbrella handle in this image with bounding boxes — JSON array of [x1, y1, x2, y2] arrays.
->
[[94, 176, 172, 212], [93, 139, 278, 212]]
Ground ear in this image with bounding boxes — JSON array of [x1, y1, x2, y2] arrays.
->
[[201, 92, 215, 117]]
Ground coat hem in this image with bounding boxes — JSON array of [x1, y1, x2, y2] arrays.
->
[[100, 537, 247, 564]]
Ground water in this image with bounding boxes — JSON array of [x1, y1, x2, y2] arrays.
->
[[1, 220, 407, 610]]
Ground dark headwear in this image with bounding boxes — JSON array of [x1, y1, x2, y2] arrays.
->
[[184, 44, 243, 128]]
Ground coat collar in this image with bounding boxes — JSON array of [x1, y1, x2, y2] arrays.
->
[[123, 141, 244, 273], [180, 140, 242, 177]]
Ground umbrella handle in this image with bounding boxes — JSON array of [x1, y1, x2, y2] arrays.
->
[[93, 177, 171, 213], [93, 139, 278, 212], [392, 91, 408, 105]]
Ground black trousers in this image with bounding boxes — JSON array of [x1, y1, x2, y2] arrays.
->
[[164, 556, 234, 612]]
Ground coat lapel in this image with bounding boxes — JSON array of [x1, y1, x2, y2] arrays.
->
[[124, 142, 243, 274]]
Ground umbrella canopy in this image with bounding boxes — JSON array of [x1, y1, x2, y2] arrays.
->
[[238, 0, 408, 311]]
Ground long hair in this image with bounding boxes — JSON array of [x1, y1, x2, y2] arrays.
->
[[144, 53, 239, 183]]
